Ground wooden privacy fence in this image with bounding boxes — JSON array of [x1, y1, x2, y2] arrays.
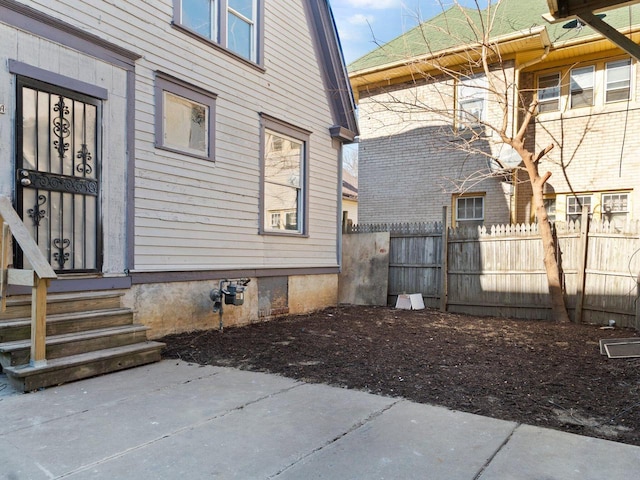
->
[[345, 212, 640, 328]]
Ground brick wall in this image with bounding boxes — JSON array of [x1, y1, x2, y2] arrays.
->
[[516, 66, 640, 224], [356, 58, 639, 227], [357, 67, 515, 226]]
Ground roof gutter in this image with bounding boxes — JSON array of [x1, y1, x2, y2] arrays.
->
[[349, 25, 549, 81]]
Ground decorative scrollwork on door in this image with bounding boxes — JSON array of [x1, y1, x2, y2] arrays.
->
[[17, 80, 102, 273], [27, 195, 47, 227]]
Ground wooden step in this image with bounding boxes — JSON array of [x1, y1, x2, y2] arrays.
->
[[3, 341, 165, 392], [0, 308, 134, 343], [0, 291, 125, 320], [0, 325, 150, 368]]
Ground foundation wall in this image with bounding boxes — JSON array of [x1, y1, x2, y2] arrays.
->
[[124, 274, 338, 338]]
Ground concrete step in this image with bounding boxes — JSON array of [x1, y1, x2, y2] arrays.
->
[[0, 325, 150, 368], [3, 341, 165, 392]]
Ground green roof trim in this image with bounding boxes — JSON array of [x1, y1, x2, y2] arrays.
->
[[348, 0, 640, 72]]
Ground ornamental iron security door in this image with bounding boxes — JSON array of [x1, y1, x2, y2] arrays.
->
[[16, 78, 102, 273]]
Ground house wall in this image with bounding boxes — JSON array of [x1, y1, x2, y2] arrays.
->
[[0, 22, 130, 276], [356, 50, 639, 229], [356, 69, 514, 226], [124, 273, 338, 338], [1, 0, 347, 336], [516, 61, 640, 225], [343, 197, 358, 225], [15, 0, 340, 271]]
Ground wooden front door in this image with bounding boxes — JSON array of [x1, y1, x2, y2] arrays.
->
[[15, 77, 102, 273]]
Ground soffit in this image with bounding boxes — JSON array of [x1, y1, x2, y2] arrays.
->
[[546, 0, 640, 19]]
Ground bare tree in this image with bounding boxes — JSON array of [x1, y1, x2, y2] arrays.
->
[[343, 143, 359, 177], [354, 0, 571, 322]]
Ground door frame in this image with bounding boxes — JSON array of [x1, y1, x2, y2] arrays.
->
[[15, 75, 104, 274]]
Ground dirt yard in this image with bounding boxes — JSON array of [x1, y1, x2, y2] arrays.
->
[[160, 306, 640, 446]]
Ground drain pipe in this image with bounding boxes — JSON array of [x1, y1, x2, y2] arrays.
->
[[512, 42, 550, 138]]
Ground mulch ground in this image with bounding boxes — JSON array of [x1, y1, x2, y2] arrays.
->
[[160, 305, 640, 446]]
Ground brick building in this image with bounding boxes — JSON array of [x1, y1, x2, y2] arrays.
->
[[349, 0, 640, 230]]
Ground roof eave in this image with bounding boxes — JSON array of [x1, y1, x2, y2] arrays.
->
[[349, 26, 550, 89]]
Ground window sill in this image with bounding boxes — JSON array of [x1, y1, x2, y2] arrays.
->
[[155, 143, 215, 163], [261, 230, 309, 238], [536, 100, 637, 121]]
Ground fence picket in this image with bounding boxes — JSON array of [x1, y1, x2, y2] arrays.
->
[[344, 221, 640, 327]]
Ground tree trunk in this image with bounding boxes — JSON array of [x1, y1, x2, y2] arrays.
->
[[530, 178, 570, 323], [512, 142, 571, 323]]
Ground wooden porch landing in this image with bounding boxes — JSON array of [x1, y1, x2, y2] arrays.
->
[[0, 291, 164, 392]]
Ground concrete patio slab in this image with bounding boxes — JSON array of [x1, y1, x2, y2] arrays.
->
[[61, 383, 396, 479], [276, 400, 517, 480], [2, 360, 640, 480], [479, 424, 640, 480]]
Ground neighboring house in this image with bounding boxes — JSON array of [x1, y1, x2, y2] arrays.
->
[[342, 169, 358, 227], [349, 0, 640, 230], [0, 0, 357, 388]]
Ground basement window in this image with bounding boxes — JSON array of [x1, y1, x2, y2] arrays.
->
[[455, 195, 484, 227], [567, 195, 592, 223]]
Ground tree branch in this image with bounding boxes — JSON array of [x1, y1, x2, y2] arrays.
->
[[535, 143, 554, 163], [516, 99, 538, 141]]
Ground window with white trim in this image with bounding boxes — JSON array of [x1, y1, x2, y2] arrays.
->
[[261, 116, 309, 235], [567, 195, 592, 223], [544, 197, 557, 223], [538, 73, 561, 112], [458, 74, 486, 129], [537, 58, 634, 115], [570, 66, 595, 108], [456, 195, 484, 227], [175, 0, 261, 64], [606, 59, 631, 103], [602, 193, 629, 230]]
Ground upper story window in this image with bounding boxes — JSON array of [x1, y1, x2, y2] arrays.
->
[[606, 59, 631, 103], [227, 0, 257, 60], [538, 73, 561, 112], [458, 74, 486, 129], [570, 66, 595, 108], [176, 0, 262, 64], [537, 58, 633, 114]]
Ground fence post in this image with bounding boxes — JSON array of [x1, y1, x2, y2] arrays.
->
[[440, 206, 449, 312], [574, 206, 590, 323], [636, 270, 640, 330]]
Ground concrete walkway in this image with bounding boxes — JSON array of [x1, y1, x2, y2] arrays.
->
[[1, 361, 639, 479]]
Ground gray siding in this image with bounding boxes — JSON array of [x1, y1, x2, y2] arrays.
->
[[5, 0, 342, 272]]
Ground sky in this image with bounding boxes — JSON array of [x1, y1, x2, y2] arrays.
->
[[330, 0, 476, 64]]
